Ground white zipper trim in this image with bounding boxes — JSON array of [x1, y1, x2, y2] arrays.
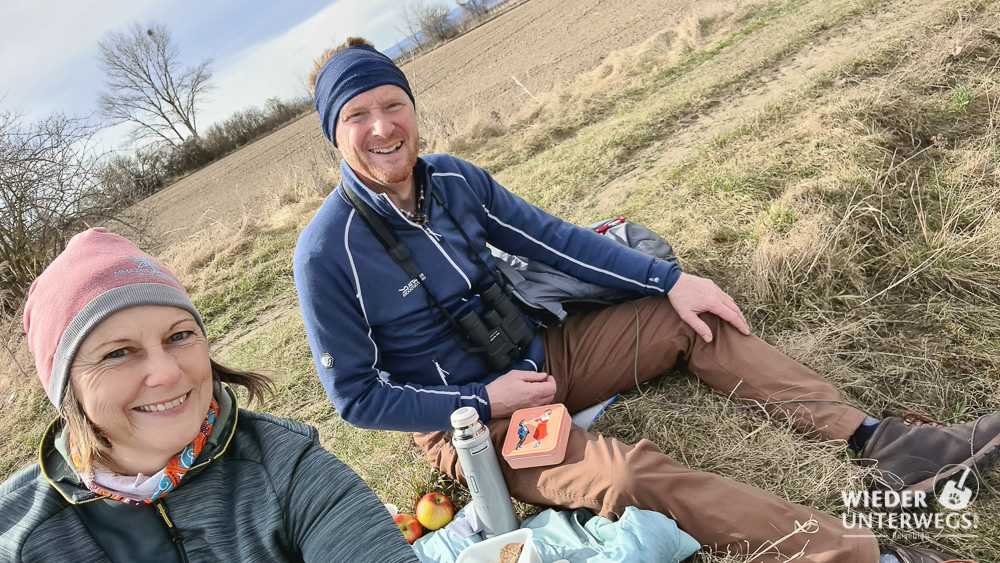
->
[[384, 193, 425, 229], [423, 227, 473, 290], [433, 172, 467, 180], [344, 211, 379, 370], [433, 359, 450, 384], [485, 207, 666, 294], [385, 194, 473, 291]]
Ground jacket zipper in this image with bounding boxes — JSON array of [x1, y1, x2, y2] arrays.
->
[[155, 500, 190, 563], [433, 358, 450, 384], [421, 225, 473, 290], [386, 194, 474, 290]]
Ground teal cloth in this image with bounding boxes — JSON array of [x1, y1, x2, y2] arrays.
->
[[413, 505, 699, 562]]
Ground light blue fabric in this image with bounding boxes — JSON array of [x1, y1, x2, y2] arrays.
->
[[413, 505, 699, 562]]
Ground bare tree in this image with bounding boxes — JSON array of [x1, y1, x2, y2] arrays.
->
[[97, 22, 213, 147], [402, 1, 459, 48], [396, 12, 422, 52], [457, 0, 491, 19], [0, 110, 139, 312]]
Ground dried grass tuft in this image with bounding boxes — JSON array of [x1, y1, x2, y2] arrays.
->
[[0, 312, 53, 479]]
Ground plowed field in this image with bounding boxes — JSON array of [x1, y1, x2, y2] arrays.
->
[[139, 0, 716, 245]]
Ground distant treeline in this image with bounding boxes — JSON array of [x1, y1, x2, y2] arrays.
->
[[105, 96, 313, 203], [391, 0, 514, 61]]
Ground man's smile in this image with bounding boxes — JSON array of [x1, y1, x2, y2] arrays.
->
[[369, 141, 403, 154]]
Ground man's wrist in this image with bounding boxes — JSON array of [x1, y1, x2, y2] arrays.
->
[[661, 263, 683, 294]]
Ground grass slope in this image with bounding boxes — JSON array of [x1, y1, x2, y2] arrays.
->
[[2, 0, 998, 559]]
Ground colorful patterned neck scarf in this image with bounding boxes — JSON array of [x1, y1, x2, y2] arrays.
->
[[69, 398, 219, 506]]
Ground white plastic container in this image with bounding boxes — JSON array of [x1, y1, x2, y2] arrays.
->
[[455, 528, 542, 563]]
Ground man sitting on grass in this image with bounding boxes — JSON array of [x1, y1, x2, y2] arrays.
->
[[293, 37, 997, 563]]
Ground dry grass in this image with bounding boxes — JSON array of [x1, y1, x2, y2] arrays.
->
[[3, 0, 1000, 560], [0, 313, 52, 479]]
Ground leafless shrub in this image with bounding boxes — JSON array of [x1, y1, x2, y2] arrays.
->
[[202, 97, 308, 158], [96, 149, 165, 203], [401, 0, 460, 50], [0, 110, 113, 312], [161, 135, 213, 178], [457, 0, 491, 20]]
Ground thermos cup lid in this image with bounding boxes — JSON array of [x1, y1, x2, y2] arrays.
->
[[451, 406, 480, 429]]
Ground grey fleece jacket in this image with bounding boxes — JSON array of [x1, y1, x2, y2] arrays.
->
[[0, 385, 418, 563]]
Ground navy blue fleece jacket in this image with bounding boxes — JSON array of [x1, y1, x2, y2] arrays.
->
[[293, 154, 681, 432]]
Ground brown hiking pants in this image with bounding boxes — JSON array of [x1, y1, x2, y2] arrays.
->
[[414, 296, 879, 562]]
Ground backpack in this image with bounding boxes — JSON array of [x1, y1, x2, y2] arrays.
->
[[492, 218, 679, 324]]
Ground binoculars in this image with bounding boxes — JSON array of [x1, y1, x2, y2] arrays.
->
[[457, 283, 534, 371]]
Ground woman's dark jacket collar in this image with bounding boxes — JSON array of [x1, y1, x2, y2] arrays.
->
[[38, 383, 238, 505]]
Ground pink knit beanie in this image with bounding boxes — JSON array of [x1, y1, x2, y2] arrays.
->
[[23, 228, 205, 410]]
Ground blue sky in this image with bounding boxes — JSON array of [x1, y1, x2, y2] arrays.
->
[[0, 0, 410, 147]]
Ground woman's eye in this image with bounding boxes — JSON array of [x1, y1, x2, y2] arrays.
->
[[104, 349, 127, 360], [169, 331, 193, 343]]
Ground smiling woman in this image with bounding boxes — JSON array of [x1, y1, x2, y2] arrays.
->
[[0, 228, 419, 563], [63, 305, 220, 480]]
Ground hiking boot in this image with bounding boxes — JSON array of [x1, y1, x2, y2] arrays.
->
[[860, 412, 1000, 497], [881, 545, 975, 562]]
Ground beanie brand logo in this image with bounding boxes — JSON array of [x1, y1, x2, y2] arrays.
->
[[114, 256, 174, 281]]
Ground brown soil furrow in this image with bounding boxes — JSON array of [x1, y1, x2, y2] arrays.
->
[[403, 0, 707, 126], [138, 0, 943, 248]]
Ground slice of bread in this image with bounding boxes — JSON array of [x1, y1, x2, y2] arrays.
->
[[497, 542, 524, 563]]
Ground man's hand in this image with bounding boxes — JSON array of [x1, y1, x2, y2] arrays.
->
[[667, 272, 751, 343], [485, 370, 557, 419]]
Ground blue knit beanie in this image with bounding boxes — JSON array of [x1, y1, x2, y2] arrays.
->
[[313, 45, 415, 147]]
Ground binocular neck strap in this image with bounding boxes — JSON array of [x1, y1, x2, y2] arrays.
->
[[340, 181, 468, 339], [428, 188, 507, 290]]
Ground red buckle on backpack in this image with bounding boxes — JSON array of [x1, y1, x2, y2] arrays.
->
[[595, 217, 626, 234]]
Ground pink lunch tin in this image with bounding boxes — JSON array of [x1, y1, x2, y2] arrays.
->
[[501, 403, 571, 469]]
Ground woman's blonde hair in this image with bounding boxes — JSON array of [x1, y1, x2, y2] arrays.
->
[[62, 360, 273, 475]]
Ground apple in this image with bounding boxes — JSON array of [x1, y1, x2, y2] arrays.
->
[[393, 513, 422, 544], [415, 492, 454, 531]]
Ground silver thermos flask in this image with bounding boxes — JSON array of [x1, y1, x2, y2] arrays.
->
[[451, 407, 519, 537]]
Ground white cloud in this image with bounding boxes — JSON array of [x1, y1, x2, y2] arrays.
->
[[197, 0, 406, 127], [0, 0, 162, 116]]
